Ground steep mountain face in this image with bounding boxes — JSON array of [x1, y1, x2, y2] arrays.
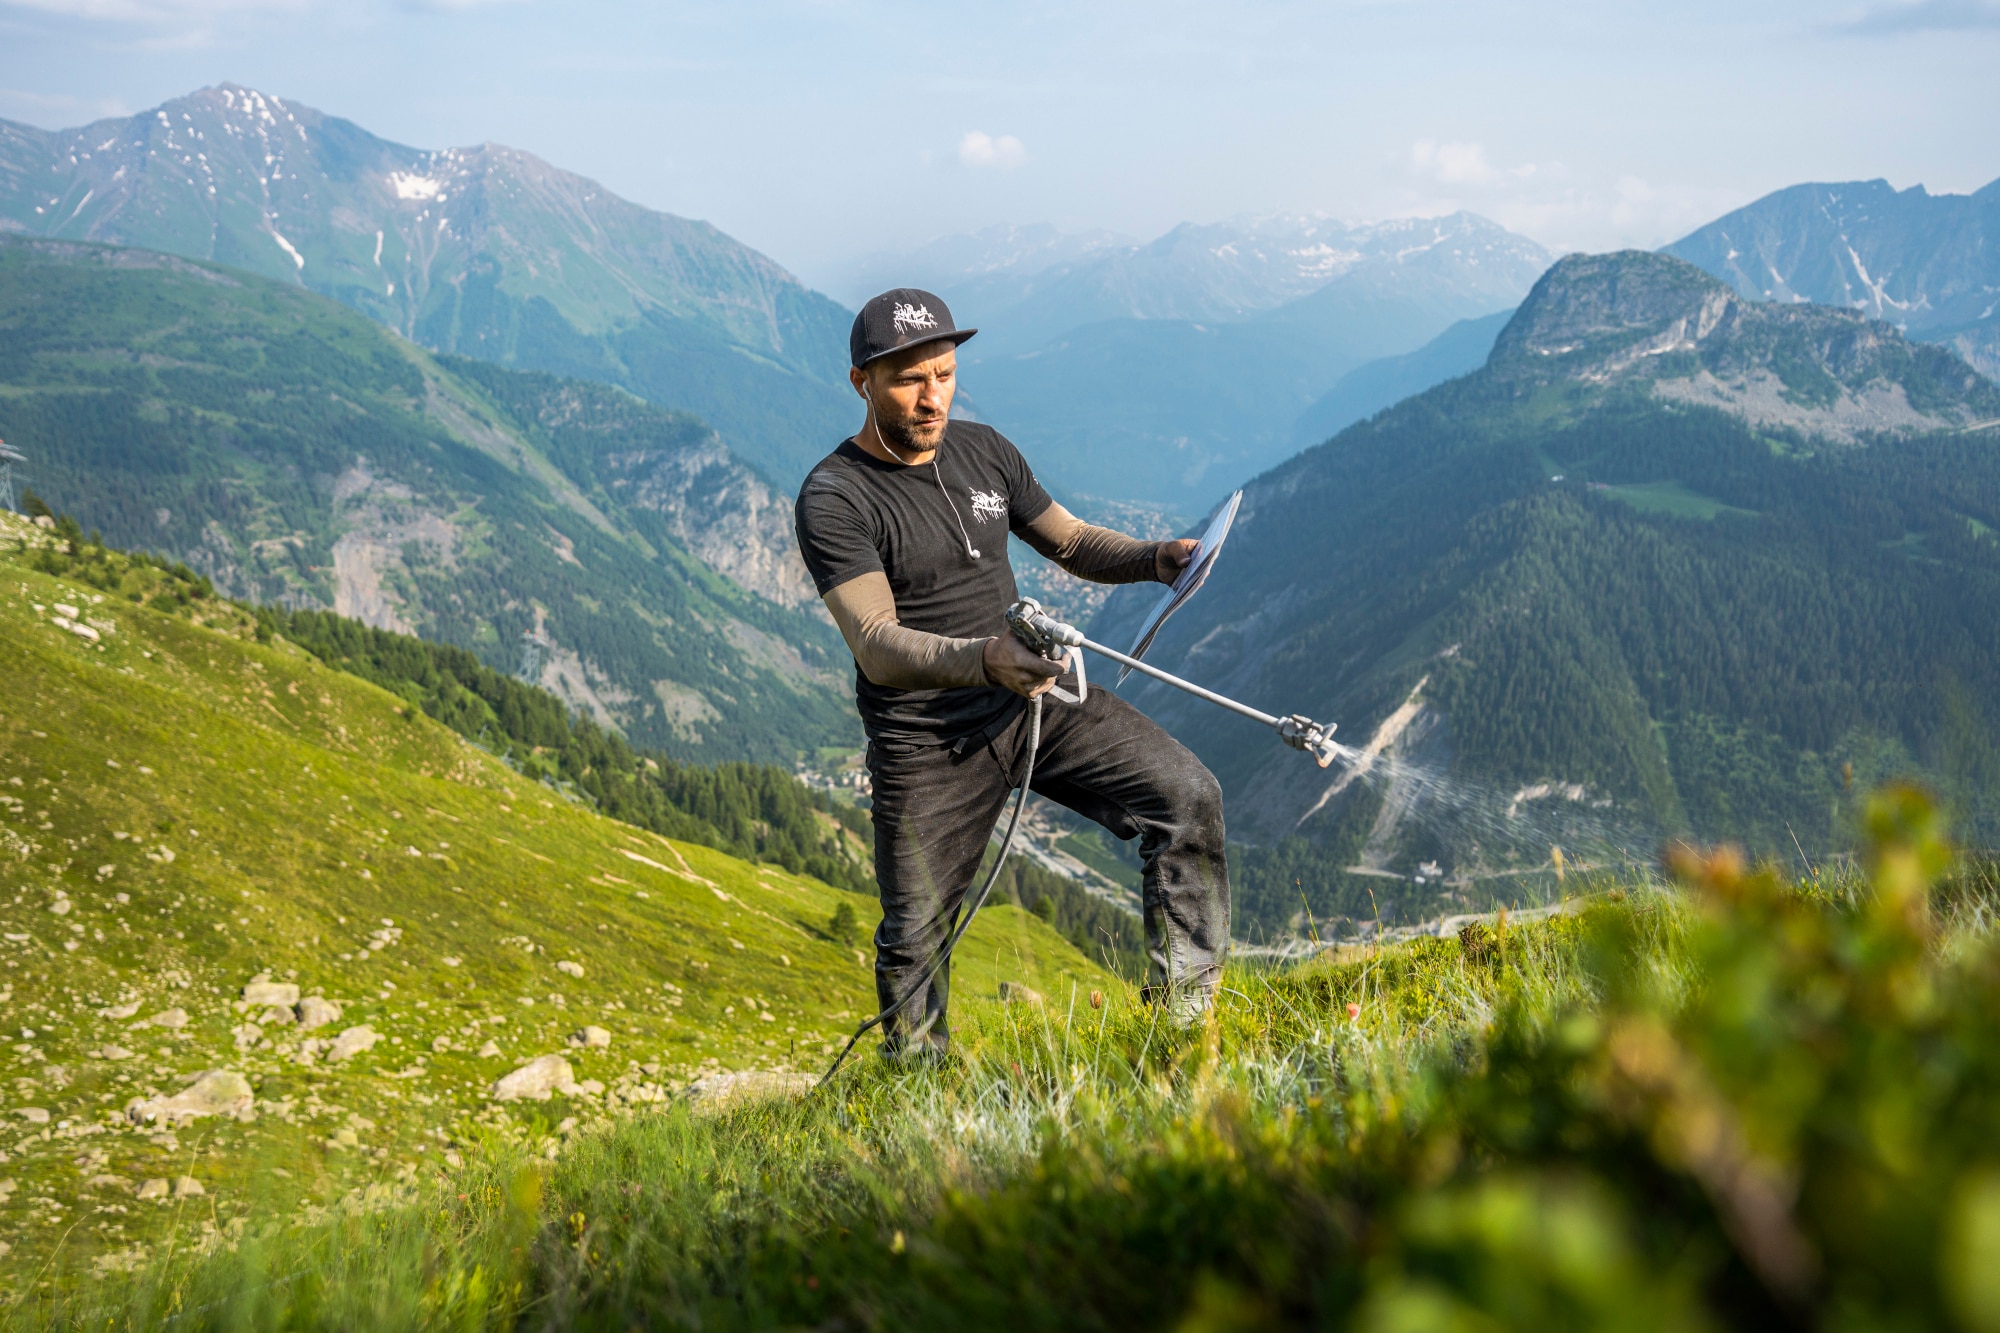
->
[[0, 85, 856, 488], [0, 236, 855, 762], [945, 213, 1549, 508], [1089, 251, 2000, 934], [1288, 309, 1513, 448], [1664, 177, 2000, 383]]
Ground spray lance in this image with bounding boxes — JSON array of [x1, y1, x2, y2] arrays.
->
[[818, 491, 1338, 1085]]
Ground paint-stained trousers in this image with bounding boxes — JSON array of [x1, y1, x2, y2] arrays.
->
[[865, 683, 1230, 1056]]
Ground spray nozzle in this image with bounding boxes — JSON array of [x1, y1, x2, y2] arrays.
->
[[1279, 714, 1341, 768], [1006, 598, 1083, 663]]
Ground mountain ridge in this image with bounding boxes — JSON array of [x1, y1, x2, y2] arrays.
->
[[0, 84, 857, 489]]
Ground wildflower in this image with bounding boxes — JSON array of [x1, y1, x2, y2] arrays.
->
[[1088, 990, 1104, 1010], [1346, 1002, 1361, 1020]]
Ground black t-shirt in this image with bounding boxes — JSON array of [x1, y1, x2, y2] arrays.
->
[[795, 421, 1054, 745]]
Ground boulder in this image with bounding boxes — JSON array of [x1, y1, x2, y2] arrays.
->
[[295, 996, 341, 1031], [135, 1178, 169, 1200], [683, 1070, 816, 1112], [567, 1025, 611, 1050], [326, 1026, 379, 1062], [491, 1055, 575, 1102], [13, 1107, 48, 1124], [126, 1070, 253, 1126], [172, 1176, 204, 1198], [99, 1001, 141, 1020], [556, 960, 585, 978], [242, 980, 300, 1008], [477, 1039, 503, 1059], [146, 1008, 189, 1029], [998, 982, 1045, 1006]]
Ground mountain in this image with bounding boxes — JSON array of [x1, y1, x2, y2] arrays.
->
[[0, 85, 856, 489], [0, 509, 1106, 1274], [0, 234, 855, 762], [1664, 176, 2000, 384], [949, 213, 1551, 507], [1288, 308, 1514, 448], [836, 222, 1133, 308], [1088, 250, 2000, 936]]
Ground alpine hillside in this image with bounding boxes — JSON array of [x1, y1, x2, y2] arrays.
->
[[1665, 176, 2000, 384], [0, 235, 854, 763], [1089, 250, 2000, 936], [0, 85, 856, 489]]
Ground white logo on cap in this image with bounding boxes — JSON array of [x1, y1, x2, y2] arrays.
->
[[891, 302, 939, 335], [969, 489, 1006, 523]]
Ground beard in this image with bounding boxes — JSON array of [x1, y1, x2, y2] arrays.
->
[[879, 411, 947, 455]]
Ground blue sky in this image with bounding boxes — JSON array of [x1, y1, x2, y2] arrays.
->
[[1, 0, 1995, 292]]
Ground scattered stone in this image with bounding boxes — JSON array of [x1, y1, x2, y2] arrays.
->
[[256, 1006, 295, 1026], [491, 1055, 575, 1102], [100, 1001, 141, 1020], [126, 1070, 254, 1126], [477, 1040, 503, 1059], [295, 996, 341, 1031], [555, 960, 585, 979], [998, 982, 1045, 1006], [430, 1035, 452, 1054], [242, 980, 300, 1008], [97, 1046, 134, 1061], [14, 1107, 49, 1124], [50, 898, 73, 916], [326, 1026, 379, 1062], [172, 1177, 204, 1198], [145, 1008, 189, 1030], [567, 1025, 611, 1050], [576, 1078, 606, 1096], [85, 1174, 125, 1190], [135, 1179, 169, 1200], [682, 1070, 815, 1112], [231, 1024, 263, 1052]]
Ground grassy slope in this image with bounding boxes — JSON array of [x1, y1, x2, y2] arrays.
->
[[0, 511, 1110, 1282], [0, 236, 856, 763]]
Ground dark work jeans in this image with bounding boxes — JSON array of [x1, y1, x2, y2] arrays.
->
[[865, 684, 1230, 1056]]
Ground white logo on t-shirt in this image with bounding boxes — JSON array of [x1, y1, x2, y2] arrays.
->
[[892, 302, 938, 335], [968, 489, 1006, 523]]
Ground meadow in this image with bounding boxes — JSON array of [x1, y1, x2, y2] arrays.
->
[[8, 509, 2000, 1329]]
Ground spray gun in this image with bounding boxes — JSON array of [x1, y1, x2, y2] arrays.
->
[[1005, 597, 1341, 767]]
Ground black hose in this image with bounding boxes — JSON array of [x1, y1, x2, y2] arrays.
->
[[818, 695, 1044, 1087]]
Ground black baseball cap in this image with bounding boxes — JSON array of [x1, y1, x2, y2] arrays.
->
[[850, 288, 977, 369]]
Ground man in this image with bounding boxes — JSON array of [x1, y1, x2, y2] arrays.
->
[[794, 287, 1230, 1059]]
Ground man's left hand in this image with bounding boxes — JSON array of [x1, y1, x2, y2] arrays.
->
[[1155, 538, 1198, 583]]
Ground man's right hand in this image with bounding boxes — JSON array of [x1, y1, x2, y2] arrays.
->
[[983, 634, 1067, 699]]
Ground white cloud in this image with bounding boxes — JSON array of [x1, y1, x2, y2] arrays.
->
[[1409, 139, 1539, 187], [959, 130, 1027, 171]]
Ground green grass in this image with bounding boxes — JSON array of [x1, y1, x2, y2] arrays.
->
[[1595, 479, 1757, 520], [0, 511, 1111, 1290], [19, 783, 2000, 1328]]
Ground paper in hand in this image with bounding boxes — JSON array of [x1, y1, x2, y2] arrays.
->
[[1117, 489, 1241, 685]]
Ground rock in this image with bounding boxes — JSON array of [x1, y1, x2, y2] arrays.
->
[[555, 960, 584, 978], [295, 996, 340, 1031], [682, 1070, 816, 1112], [99, 1001, 141, 1020], [998, 981, 1045, 1005], [576, 1078, 606, 1096], [477, 1040, 503, 1058], [567, 1025, 611, 1050], [172, 1176, 205, 1198], [491, 1055, 575, 1102], [146, 1008, 189, 1030], [14, 1107, 49, 1124], [85, 1174, 125, 1190], [126, 1070, 254, 1126], [256, 1006, 295, 1026], [242, 981, 300, 1008], [430, 1035, 452, 1054], [135, 1178, 169, 1200], [326, 1026, 378, 1062], [97, 1046, 133, 1061]]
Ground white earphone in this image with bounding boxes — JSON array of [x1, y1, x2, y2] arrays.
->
[[865, 379, 980, 560]]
